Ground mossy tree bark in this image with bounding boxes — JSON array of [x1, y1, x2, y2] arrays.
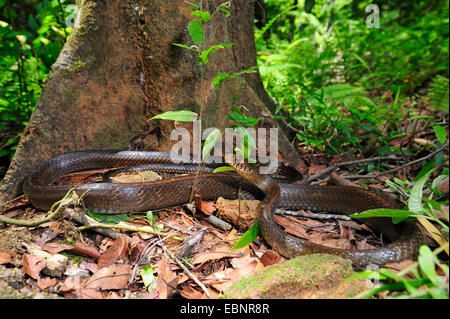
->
[[0, 0, 305, 206]]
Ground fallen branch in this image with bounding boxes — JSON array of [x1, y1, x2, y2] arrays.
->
[[343, 141, 448, 180], [275, 209, 352, 221], [77, 222, 184, 242], [304, 154, 401, 183], [0, 190, 78, 227], [160, 240, 212, 299]]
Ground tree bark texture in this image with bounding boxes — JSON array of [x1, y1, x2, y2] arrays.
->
[[0, 0, 305, 206]]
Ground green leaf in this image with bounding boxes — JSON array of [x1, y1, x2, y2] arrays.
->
[[149, 110, 197, 122], [213, 73, 232, 89], [146, 210, 157, 222], [141, 265, 156, 290], [191, 10, 211, 22], [416, 161, 434, 180], [213, 166, 235, 173], [86, 211, 130, 224], [202, 128, 220, 162], [226, 106, 260, 126], [231, 221, 259, 250], [198, 43, 234, 64], [187, 20, 203, 44], [350, 208, 414, 220], [418, 245, 440, 286], [408, 168, 436, 213], [212, 66, 257, 89], [433, 125, 447, 144]]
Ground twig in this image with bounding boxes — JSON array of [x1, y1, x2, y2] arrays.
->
[[304, 154, 401, 183], [275, 209, 352, 221], [160, 240, 212, 299], [77, 222, 185, 242], [64, 207, 130, 241], [0, 190, 78, 226], [343, 141, 449, 179]]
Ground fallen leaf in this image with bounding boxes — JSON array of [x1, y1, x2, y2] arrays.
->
[[154, 258, 177, 299], [179, 285, 204, 299], [34, 242, 74, 255], [106, 291, 121, 299], [0, 252, 12, 265], [59, 275, 85, 292], [318, 239, 352, 250], [85, 263, 131, 290], [37, 277, 57, 290], [260, 250, 284, 267], [22, 254, 45, 280], [81, 260, 99, 273], [66, 288, 105, 299], [190, 243, 243, 265], [209, 259, 263, 292], [98, 235, 128, 268], [71, 242, 101, 260], [110, 170, 161, 183], [35, 228, 61, 243], [308, 164, 327, 175], [194, 194, 216, 215]]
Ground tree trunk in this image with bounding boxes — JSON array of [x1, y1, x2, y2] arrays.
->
[[0, 0, 305, 207]]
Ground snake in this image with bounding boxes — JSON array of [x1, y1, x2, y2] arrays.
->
[[23, 150, 425, 270]]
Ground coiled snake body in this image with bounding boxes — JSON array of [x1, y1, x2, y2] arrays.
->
[[23, 150, 425, 269]]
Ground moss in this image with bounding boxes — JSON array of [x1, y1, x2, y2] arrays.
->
[[224, 254, 366, 299], [65, 60, 84, 76]]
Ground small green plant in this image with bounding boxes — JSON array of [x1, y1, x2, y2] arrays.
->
[[350, 244, 449, 299], [150, 1, 259, 162]]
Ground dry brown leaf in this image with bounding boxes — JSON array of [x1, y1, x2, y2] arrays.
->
[[209, 259, 264, 292], [130, 236, 148, 264], [59, 275, 85, 292], [110, 170, 161, 183], [194, 194, 217, 215], [106, 292, 122, 299], [34, 242, 74, 255], [22, 253, 45, 280], [179, 285, 204, 299], [66, 288, 105, 299], [37, 277, 57, 290], [81, 260, 99, 274], [190, 243, 243, 265], [273, 215, 308, 239], [98, 235, 128, 268], [318, 239, 352, 250], [84, 263, 131, 290], [260, 250, 284, 267], [70, 242, 101, 260], [308, 164, 327, 175], [0, 252, 12, 265], [154, 258, 177, 299]]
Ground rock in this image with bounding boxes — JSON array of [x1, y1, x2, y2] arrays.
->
[[224, 254, 368, 299]]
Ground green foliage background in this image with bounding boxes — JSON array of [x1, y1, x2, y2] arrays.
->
[[0, 0, 449, 176], [0, 0, 75, 175], [256, 0, 448, 155]]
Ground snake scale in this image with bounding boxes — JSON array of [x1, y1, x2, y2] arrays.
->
[[23, 150, 425, 269]]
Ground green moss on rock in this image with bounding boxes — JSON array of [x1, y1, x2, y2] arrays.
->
[[224, 254, 368, 299]]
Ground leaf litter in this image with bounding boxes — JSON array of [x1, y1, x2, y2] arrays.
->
[[0, 163, 423, 299]]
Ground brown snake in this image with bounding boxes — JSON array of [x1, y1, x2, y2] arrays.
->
[[23, 150, 425, 270]]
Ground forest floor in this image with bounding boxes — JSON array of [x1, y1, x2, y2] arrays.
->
[[0, 96, 448, 300]]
